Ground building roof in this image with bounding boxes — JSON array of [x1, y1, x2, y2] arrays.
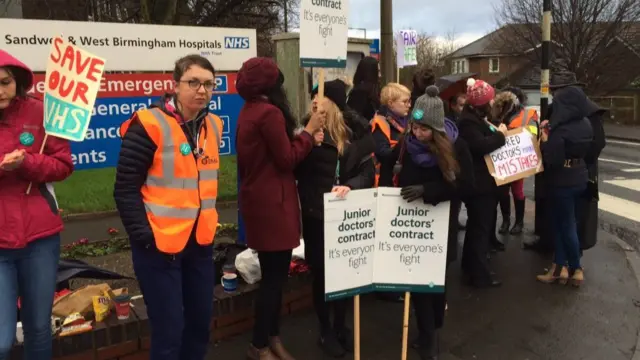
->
[[447, 22, 640, 59]]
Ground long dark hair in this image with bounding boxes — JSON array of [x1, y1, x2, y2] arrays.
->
[[411, 68, 435, 97], [425, 130, 460, 183], [265, 85, 297, 140], [352, 56, 380, 104]]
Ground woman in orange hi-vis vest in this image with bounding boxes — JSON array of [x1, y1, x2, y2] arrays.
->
[[492, 87, 540, 236], [114, 55, 223, 360], [371, 83, 411, 188]]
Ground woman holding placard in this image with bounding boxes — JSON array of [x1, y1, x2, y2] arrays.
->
[[379, 85, 474, 360], [456, 79, 507, 288], [236, 57, 326, 360], [296, 79, 376, 358], [0, 50, 74, 359]]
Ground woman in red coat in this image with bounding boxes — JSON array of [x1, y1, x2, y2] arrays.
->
[[0, 50, 74, 359], [236, 57, 325, 360]]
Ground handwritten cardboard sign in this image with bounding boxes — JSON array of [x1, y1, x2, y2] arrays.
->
[[43, 36, 106, 142], [485, 127, 544, 186], [396, 30, 418, 68]]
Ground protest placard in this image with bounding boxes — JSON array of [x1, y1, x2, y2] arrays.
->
[[396, 30, 418, 68], [323, 188, 377, 300], [43, 36, 106, 142], [373, 187, 449, 293], [299, 0, 349, 68], [485, 127, 544, 186]]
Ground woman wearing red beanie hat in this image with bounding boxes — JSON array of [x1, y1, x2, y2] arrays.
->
[[236, 57, 326, 360], [456, 78, 508, 288]]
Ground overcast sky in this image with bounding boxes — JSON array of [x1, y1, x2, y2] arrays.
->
[[344, 0, 501, 46]]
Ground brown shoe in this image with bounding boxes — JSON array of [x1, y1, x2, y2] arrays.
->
[[269, 336, 296, 360], [536, 264, 569, 284], [571, 269, 585, 287], [246, 344, 279, 360]]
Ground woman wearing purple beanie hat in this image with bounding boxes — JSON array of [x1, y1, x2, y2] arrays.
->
[[236, 57, 326, 360]]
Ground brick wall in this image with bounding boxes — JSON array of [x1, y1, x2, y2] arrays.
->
[[10, 275, 313, 360]]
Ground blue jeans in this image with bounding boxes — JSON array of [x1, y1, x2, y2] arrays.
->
[[0, 234, 60, 360], [550, 185, 586, 271], [131, 238, 214, 360]]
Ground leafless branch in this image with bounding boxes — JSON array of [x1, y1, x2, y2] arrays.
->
[[494, 0, 640, 94]]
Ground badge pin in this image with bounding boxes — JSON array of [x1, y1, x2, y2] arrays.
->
[[179, 143, 191, 156], [19, 132, 34, 146], [412, 109, 424, 120]]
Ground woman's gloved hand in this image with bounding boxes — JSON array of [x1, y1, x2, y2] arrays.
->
[[400, 185, 424, 203]]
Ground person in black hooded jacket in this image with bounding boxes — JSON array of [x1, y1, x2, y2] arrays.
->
[[296, 79, 376, 358], [379, 85, 474, 360], [536, 84, 593, 287]]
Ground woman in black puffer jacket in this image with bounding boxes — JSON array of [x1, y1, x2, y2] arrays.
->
[[296, 79, 376, 358]]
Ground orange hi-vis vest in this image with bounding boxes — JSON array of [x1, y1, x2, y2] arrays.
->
[[120, 108, 223, 254], [508, 108, 539, 136], [370, 114, 403, 187]]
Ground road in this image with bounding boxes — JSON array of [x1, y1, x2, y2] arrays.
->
[[523, 138, 640, 247]]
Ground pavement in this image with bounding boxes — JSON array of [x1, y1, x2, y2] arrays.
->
[[59, 121, 640, 358], [206, 202, 640, 360]]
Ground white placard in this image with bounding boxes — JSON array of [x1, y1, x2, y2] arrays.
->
[[373, 187, 449, 293], [299, 0, 349, 68], [323, 188, 376, 300], [0, 18, 257, 71], [485, 127, 543, 185], [396, 30, 418, 68]]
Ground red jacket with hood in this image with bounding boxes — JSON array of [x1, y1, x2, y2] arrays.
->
[[0, 50, 74, 249]]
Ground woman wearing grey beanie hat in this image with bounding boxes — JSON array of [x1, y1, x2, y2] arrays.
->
[[379, 85, 475, 360]]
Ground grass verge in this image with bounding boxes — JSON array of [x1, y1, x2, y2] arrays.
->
[[54, 155, 238, 215]]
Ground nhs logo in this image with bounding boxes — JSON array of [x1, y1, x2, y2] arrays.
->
[[224, 37, 250, 49]]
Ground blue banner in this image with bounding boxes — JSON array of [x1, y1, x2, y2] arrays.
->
[[71, 94, 243, 170]]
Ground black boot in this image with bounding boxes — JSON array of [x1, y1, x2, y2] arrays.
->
[[510, 199, 525, 235], [498, 218, 510, 235], [498, 190, 510, 235]]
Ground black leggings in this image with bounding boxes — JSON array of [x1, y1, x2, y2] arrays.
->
[[302, 216, 348, 335], [252, 250, 292, 348], [462, 193, 498, 283], [412, 291, 446, 338]]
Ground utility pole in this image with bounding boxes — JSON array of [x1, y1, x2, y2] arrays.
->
[[380, 0, 394, 85], [534, 0, 551, 236], [540, 0, 551, 120], [284, 0, 289, 32]]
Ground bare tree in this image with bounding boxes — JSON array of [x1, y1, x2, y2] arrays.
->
[[18, 0, 297, 56], [494, 0, 640, 94], [396, 31, 462, 85]]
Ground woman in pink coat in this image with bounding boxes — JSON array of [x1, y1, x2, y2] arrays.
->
[[0, 50, 74, 359]]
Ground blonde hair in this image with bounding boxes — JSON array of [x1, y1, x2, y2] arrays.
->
[[313, 97, 351, 155], [380, 83, 411, 106]]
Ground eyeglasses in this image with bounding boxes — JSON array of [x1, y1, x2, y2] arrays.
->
[[180, 79, 216, 91]]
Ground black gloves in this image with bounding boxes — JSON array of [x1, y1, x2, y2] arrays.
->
[[400, 185, 424, 203]]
